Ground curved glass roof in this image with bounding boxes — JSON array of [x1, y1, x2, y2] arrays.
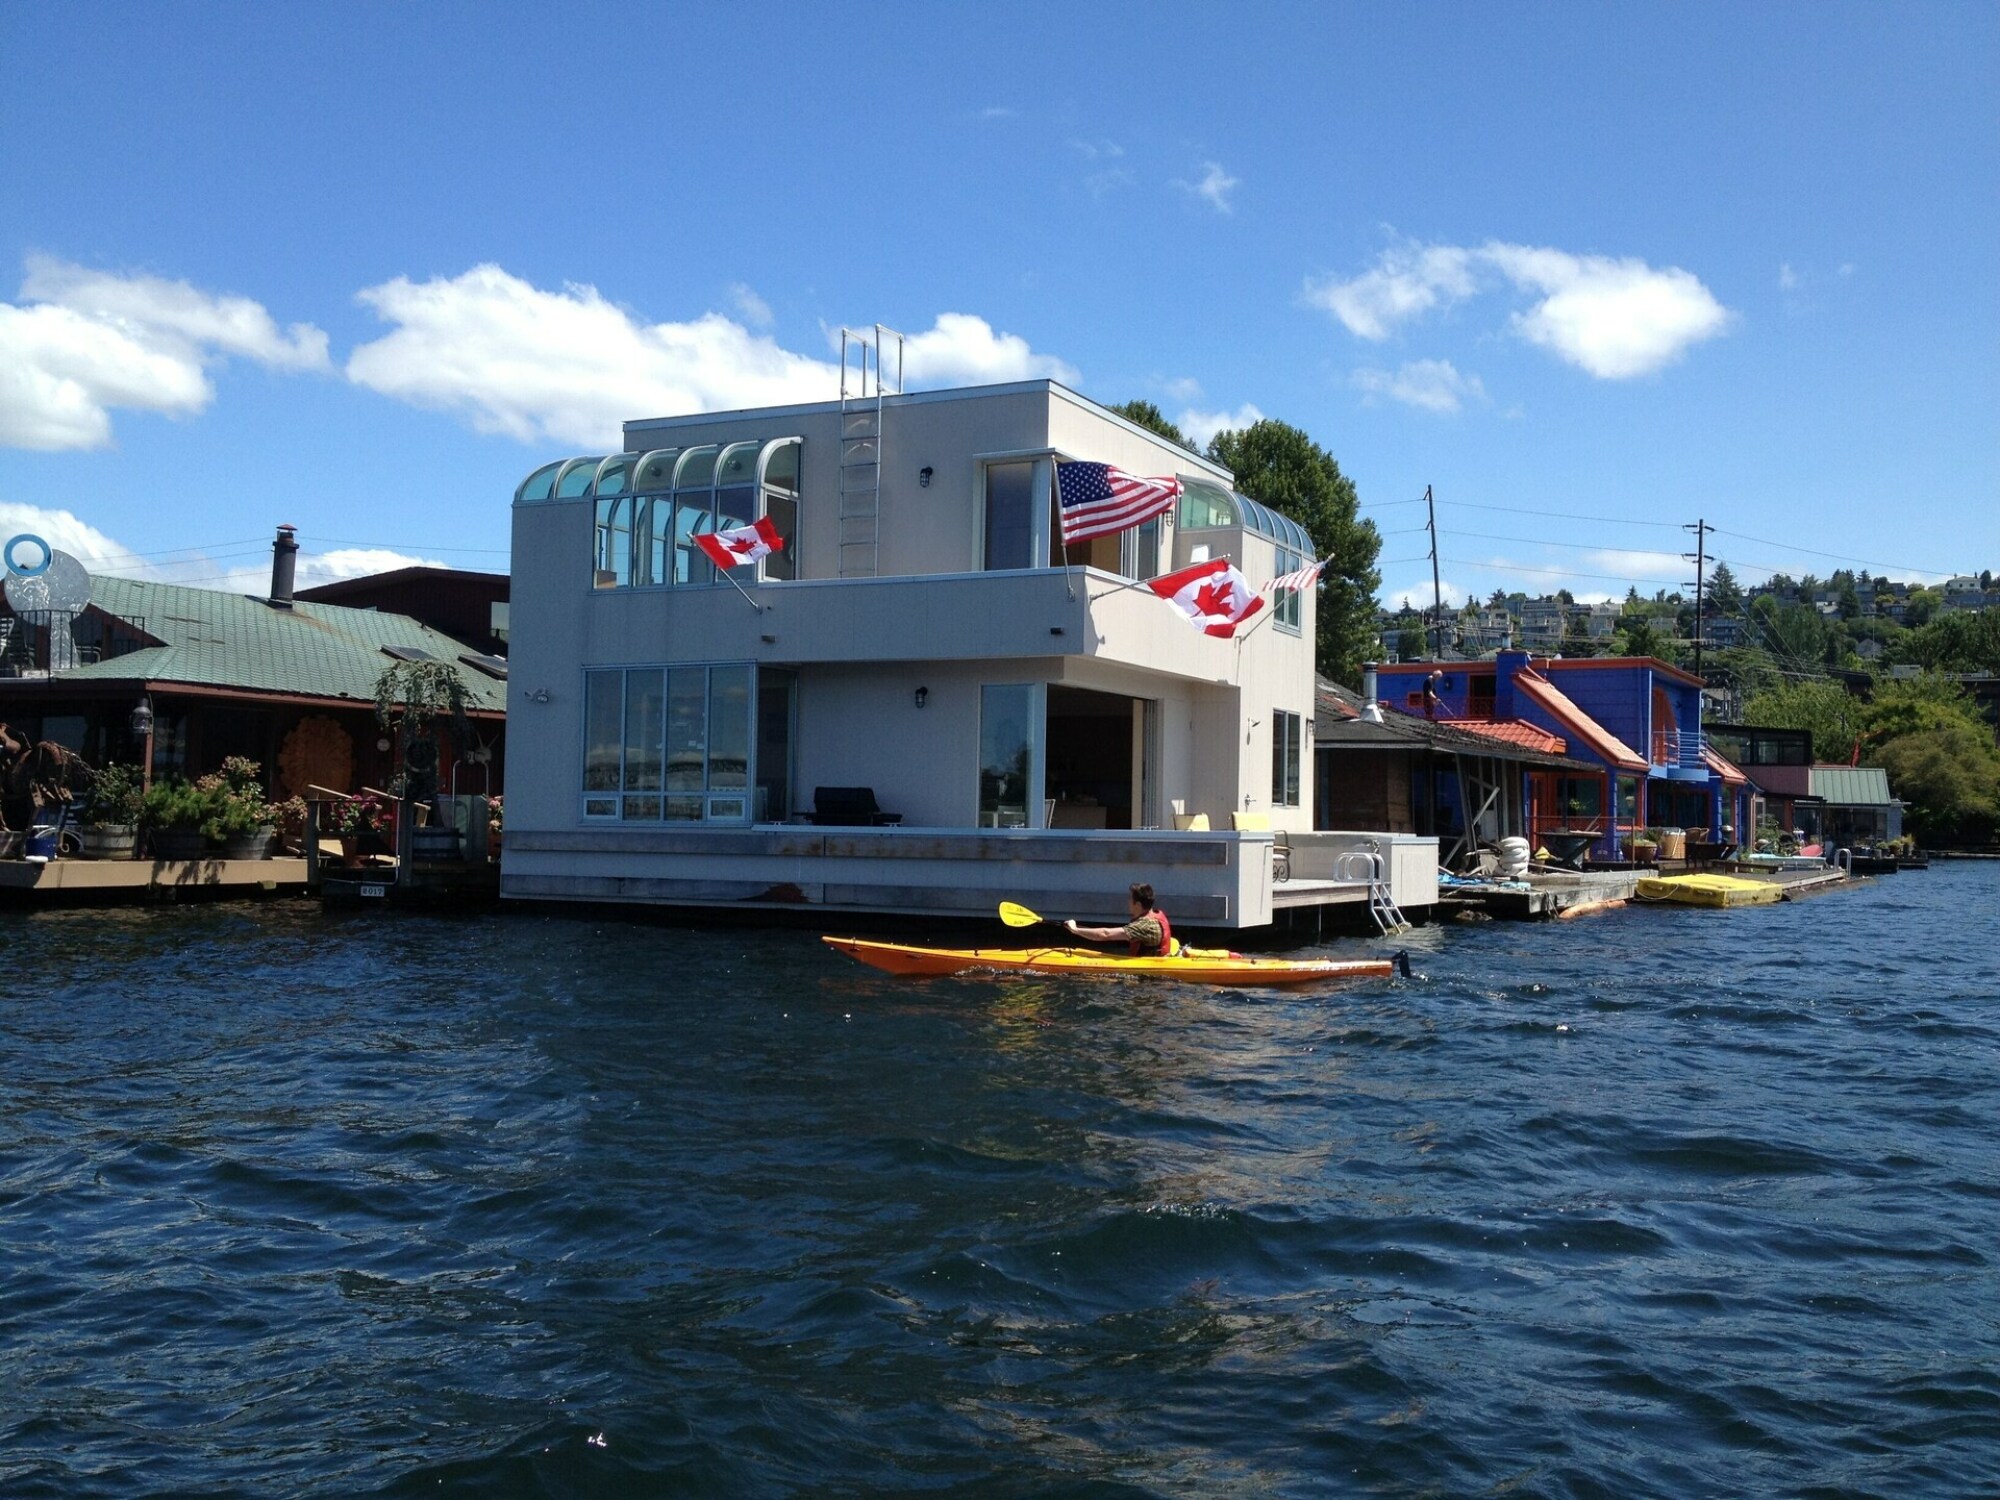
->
[[517, 438, 801, 503], [1177, 477, 1312, 554]]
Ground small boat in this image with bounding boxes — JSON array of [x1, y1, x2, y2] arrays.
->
[[1633, 873, 1784, 908], [822, 936, 1407, 987]]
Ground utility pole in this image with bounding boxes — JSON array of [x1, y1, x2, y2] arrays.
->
[[1683, 517, 1713, 679], [1425, 484, 1444, 658]]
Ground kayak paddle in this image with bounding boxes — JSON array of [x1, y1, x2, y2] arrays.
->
[[998, 901, 1045, 927]]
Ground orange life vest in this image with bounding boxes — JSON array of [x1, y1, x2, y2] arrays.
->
[[1131, 906, 1173, 957]]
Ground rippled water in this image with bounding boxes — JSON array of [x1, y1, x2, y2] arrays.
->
[[2, 864, 1996, 1498]]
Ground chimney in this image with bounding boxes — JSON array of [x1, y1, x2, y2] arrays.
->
[[269, 524, 299, 608], [1360, 662, 1384, 723]]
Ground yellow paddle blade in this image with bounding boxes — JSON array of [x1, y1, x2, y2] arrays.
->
[[998, 901, 1042, 928]]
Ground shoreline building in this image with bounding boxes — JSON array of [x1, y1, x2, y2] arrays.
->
[[501, 372, 1436, 928], [1373, 651, 1752, 861]]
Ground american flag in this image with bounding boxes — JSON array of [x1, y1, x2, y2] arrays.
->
[[1055, 461, 1182, 546], [1267, 557, 1327, 593]]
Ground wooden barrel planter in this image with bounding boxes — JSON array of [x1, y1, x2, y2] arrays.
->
[[149, 829, 212, 861], [77, 825, 140, 859]]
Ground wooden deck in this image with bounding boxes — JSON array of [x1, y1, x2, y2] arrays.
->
[[0, 856, 308, 902], [1442, 861, 1855, 920]]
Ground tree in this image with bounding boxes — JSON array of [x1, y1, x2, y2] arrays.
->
[[1707, 560, 1743, 615], [1559, 611, 1597, 658], [1206, 419, 1382, 686], [1904, 610, 2000, 673], [1742, 678, 1864, 762], [1874, 723, 2000, 846], [1613, 614, 1668, 659], [1108, 400, 1196, 452]]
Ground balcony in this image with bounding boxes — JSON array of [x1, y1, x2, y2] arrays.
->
[[1652, 727, 1710, 780]]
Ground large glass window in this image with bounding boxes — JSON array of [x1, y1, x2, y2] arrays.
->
[[756, 668, 798, 822], [984, 462, 1037, 572], [552, 439, 800, 591], [1273, 544, 1303, 631], [583, 670, 624, 816], [583, 663, 760, 824], [1271, 709, 1302, 807], [979, 683, 1034, 826]]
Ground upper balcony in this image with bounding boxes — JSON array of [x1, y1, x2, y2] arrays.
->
[[569, 564, 1253, 682]]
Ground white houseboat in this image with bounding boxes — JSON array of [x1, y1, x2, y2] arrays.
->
[[501, 358, 1435, 929]]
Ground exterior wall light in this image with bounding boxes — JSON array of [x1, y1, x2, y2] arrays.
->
[[918, 466, 933, 487], [129, 695, 153, 739], [914, 687, 929, 708], [527, 688, 552, 704]]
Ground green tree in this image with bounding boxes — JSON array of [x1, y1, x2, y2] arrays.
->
[[1614, 614, 1667, 658], [1206, 419, 1383, 686], [1108, 400, 1196, 452], [1707, 560, 1743, 614], [1859, 672, 1990, 746], [1873, 722, 2000, 845], [1904, 609, 2000, 673], [1559, 611, 1597, 658], [1743, 677, 1864, 761]]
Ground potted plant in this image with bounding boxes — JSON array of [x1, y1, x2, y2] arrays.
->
[[325, 791, 394, 862], [485, 794, 503, 860], [140, 757, 277, 860], [78, 762, 144, 858], [1630, 827, 1660, 864]]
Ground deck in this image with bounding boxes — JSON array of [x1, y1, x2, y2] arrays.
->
[[0, 856, 308, 903]]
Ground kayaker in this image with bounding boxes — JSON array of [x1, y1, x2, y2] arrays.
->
[[1065, 882, 1175, 957]]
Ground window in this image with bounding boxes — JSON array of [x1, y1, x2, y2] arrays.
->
[[582, 663, 760, 823], [1178, 480, 1236, 530], [1271, 709, 1302, 807], [979, 684, 1036, 826], [552, 438, 801, 591], [983, 462, 1038, 571], [1273, 544, 1304, 632]]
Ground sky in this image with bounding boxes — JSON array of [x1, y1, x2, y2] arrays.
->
[[2, 2, 1995, 609]]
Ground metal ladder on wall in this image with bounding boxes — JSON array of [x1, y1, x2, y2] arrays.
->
[[836, 325, 903, 579], [1332, 844, 1410, 935]]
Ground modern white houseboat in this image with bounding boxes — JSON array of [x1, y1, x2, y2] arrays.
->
[[500, 356, 1435, 928]]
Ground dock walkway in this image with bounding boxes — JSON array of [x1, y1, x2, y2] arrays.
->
[[0, 857, 307, 903]]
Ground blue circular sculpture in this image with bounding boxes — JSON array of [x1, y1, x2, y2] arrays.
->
[[4, 534, 52, 577]]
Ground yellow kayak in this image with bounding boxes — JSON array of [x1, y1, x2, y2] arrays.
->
[[822, 936, 1408, 987], [1633, 874, 1784, 908]]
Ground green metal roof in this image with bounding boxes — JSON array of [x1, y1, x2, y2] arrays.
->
[[1809, 765, 1896, 806], [50, 576, 507, 712]]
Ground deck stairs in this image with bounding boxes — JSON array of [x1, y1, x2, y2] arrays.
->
[[1368, 869, 1410, 935], [836, 325, 903, 579]]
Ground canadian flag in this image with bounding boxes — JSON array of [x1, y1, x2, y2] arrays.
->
[[694, 516, 784, 570], [1148, 557, 1266, 638]]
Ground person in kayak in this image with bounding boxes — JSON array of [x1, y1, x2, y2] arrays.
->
[[1065, 882, 1175, 956]]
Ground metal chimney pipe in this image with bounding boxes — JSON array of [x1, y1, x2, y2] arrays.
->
[[1360, 662, 1384, 723], [269, 524, 298, 608]]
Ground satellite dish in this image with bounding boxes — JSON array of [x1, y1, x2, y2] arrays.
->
[[5, 549, 92, 672], [4, 549, 92, 617]]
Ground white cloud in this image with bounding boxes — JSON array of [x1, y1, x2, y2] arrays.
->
[[1352, 359, 1486, 413], [1305, 243, 1477, 340], [0, 257, 329, 451], [1581, 547, 1688, 579], [1179, 402, 1265, 449], [726, 283, 773, 328], [1778, 262, 1799, 291], [1070, 138, 1124, 161], [0, 500, 438, 594], [1162, 376, 1203, 403], [1308, 238, 1730, 378], [1481, 243, 1731, 379], [1177, 161, 1240, 214], [981, 106, 1017, 120], [346, 265, 1076, 446]]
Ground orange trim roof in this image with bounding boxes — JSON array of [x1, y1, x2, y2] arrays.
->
[[1442, 718, 1570, 755], [1704, 745, 1748, 785], [1512, 670, 1647, 771], [1535, 655, 1706, 688]]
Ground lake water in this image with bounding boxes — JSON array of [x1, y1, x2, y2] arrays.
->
[[2, 864, 1996, 1498]]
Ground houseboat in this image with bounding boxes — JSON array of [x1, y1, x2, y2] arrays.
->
[[500, 363, 1436, 929]]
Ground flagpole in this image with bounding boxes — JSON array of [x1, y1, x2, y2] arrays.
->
[[718, 565, 765, 613]]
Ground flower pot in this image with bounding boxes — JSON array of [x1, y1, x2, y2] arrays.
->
[[220, 828, 276, 860], [410, 826, 460, 862], [150, 828, 213, 861], [78, 824, 138, 859]]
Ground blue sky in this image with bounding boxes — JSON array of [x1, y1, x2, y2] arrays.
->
[[2, 2, 1994, 606]]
